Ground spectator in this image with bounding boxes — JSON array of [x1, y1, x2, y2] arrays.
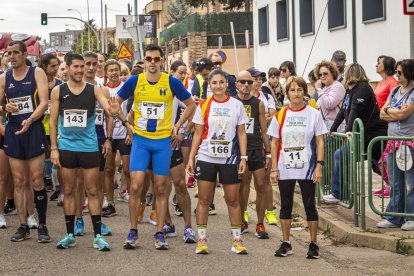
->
[[131, 61, 144, 75], [331, 50, 346, 83], [191, 58, 214, 101], [377, 59, 414, 230], [184, 61, 197, 93], [315, 61, 346, 132], [262, 67, 284, 110], [374, 55, 399, 109], [323, 63, 388, 203], [120, 63, 131, 83], [308, 69, 318, 98]]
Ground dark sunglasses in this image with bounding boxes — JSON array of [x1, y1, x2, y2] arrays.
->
[[238, 80, 254, 85], [213, 61, 222, 66], [318, 72, 329, 78], [144, 56, 161, 63], [280, 68, 287, 72], [395, 70, 402, 76]]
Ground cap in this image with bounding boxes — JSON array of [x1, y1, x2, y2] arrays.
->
[[331, 50, 346, 67], [44, 48, 57, 54], [246, 67, 266, 78]]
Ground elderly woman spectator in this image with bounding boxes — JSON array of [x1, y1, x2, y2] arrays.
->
[[323, 63, 388, 203], [315, 61, 346, 132], [377, 59, 414, 230]]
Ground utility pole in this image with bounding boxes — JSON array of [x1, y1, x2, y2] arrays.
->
[[105, 4, 108, 53], [101, 0, 104, 53], [87, 0, 91, 51]]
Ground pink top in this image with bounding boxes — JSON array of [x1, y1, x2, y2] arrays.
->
[[317, 80, 346, 121], [374, 76, 399, 108]]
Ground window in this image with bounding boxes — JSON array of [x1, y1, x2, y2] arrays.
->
[[328, 0, 346, 30], [276, 0, 289, 41], [258, 5, 269, 44], [299, 0, 314, 36], [362, 0, 386, 23]]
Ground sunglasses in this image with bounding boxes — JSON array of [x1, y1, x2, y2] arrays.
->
[[318, 72, 329, 78], [238, 80, 254, 85], [213, 61, 222, 66], [395, 70, 402, 76], [144, 56, 161, 63], [280, 68, 287, 73]]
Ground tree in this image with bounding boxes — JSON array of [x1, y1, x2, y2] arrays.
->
[[167, 0, 191, 23], [72, 19, 99, 53], [185, 0, 250, 11]]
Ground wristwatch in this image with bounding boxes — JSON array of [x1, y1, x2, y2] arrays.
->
[[106, 136, 113, 142], [317, 160, 325, 166]]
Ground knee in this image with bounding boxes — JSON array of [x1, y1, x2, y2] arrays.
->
[[105, 165, 115, 175], [64, 185, 75, 197], [154, 184, 166, 198], [122, 167, 130, 177], [129, 183, 141, 195], [174, 181, 187, 196], [197, 193, 211, 207], [225, 196, 240, 209], [86, 187, 98, 198], [305, 207, 318, 221]]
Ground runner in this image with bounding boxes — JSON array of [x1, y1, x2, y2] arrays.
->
[[0, 41, 51, 242], [49, 53, 125, 251], [186, 69, 248, 255], [117, 44, 195, 250], [234, 70, 272, 238], [57, 61, 68, 82], [95, 53, 106, 86]]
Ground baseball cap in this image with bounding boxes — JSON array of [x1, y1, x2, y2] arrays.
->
[[44, 48, 57, 55], [331, 50, 346, 68], [396, 145, 413, 171], [247, 67, 266, 78]]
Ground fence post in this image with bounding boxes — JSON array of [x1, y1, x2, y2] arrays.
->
[[352, 119, 366, 229]]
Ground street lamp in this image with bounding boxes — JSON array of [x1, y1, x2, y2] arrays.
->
[[67, 8, 84, 53]]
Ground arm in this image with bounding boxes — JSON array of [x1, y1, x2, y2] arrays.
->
[[186, 123, 204, 176], [237, 123, 247, 174], [0, 114, 4, 136], [270, 138, 280, 183], [100, 86, 113, 156], [0, 74, 6, 116], [317, 84, 345, 110], [258, 102, 271, 167], [266, 108, 276, 124], [49, 86, 60, 167], [330, 107, 345, 132], [312, 135, 324, 184], [386, 103, 414, 121], [173, 96, 195, 136], [380, 100, 395, 121]]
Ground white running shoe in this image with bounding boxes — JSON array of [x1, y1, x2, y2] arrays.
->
[[401, 221, 414, 231], [0, 213, 7, 228], [322, 194, 340, 204], [117, 191, 129, 203], [28, 214, 38, 229], [376, 219, 400, 228]]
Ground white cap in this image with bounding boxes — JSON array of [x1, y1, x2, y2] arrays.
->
[[44, 48, 57, 54]]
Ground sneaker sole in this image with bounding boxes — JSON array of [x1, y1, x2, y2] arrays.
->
[[123, 242, 137, 249], [307, 254, 320, 259], [57, 243, 76, 249], [184, 238, 197, 244], [275, 250, 293, 257], [165, 233, 177, 237], [174, 212, 183, 216], [208, 212, 217, 216], [38, 238, 52, 243], [116, 198, 128, 203], [75, 232, 84, 236], [93, 244, 111, 251], [195, 248, 209, 254], [231, 246, 248, 255], [0, 224, 7, 229], [11, 235, 31, 242], [155, 244, 169, 250], [254, 233, 269, 239], [147, 219, 157, 226]]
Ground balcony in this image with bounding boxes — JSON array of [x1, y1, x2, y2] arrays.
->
[[145, 0, 162, 14]]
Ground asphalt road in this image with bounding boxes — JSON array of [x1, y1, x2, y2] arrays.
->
[[1, 186, 414, 275]]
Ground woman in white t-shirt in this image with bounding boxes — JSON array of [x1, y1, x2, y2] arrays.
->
[[268, 76, 327, 259], [186, 69, 248, 255]]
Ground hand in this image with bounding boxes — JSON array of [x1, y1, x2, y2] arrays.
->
[[126, 123, 134, 138], [186, 159, 195, 176], [270, 170, 279, 183], [15, 118, 32, 135], [346, 131, 353, 140], [102, 139, 112, 158], [125, 135, 132, 146], [5, 103, 18, 113], [328, 131, 333, 136], [171, 133, 184, 149], [312, 165, 323, 184], [172, 125, 180, 137], [315, 80, 322, 90], [402, 103, 409, 110], [0, 124, 4, 136], [108, 96, 120, 115], [238, 159, 246, 174], [265, 157, 270, 170], [193, 96, 200, 105], [51, 150, 61, 167]]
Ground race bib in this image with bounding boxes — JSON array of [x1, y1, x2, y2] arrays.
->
[[245, 118, 254, 134], [45, 100, 51, 115], [63, 109, 87, 128], [282, 147, 308, 164], [10, 96, 34, 115], [208, 140, 232, 158], [95, 108, 104, 125], [141, 102, 165, 120]]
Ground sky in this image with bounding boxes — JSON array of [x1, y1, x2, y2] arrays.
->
[[0, 0, 151, 43]]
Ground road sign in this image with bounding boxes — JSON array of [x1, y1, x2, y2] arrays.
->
[[404, 0, 414, 15], [116, 43, 133, 60], [127, 25, 149, 43], [216, 50, 227, 64], [116, 15, 133, 38]]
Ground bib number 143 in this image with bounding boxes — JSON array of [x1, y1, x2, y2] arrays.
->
[[63, 109, 87, 128]]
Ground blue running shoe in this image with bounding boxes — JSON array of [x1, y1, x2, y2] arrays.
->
[[74, 218, 84, 236], [123, 229, 138, 249], [101, 223, 112, 236], [183, 226, 196, 244], [162, 223, 177, 237], [56, 233, 76, 249], [154, 232, 169, 250], [93, 234, 110, 251]]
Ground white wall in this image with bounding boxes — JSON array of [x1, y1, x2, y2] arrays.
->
[[254, 0, 411, 81]]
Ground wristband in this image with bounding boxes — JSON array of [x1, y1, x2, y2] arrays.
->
[[51, 147, 58, 151], [271, 169, 279, 172], [317, 160, 325, 166], [266, 154, 271, 159], [240, 155, 248, 161]]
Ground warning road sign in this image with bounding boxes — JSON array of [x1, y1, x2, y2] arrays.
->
[[404, 0, 414, 15], [116, 43, 133, 60]]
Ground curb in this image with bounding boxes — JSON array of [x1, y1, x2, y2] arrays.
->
[[272, 186, 414, 255]]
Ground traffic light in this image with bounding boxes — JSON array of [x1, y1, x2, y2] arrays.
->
[[41, 13, 47, 25]]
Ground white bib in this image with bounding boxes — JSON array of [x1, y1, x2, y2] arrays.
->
[[10, 96, 34, 115], [63, 109, 87, 128], [208, 140, 232, 158], [245, 118, 254, 134], [95, 108, 104, 125], [282, 147, 308, 165], [141, 101, 165, 120]]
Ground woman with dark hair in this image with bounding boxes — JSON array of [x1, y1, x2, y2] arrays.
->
[[375, 55, 399, 109]]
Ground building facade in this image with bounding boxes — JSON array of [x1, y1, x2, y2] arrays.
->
[[253, 0, 412, 81], [49, 30, 82, 52]]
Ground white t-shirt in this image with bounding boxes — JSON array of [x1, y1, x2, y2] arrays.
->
[[256, 91, 275, 113], [106, 82, 127, 139], [187, 78, 195, 93], [267, 105, 328, 180], [192, 96, 248, 164], [95, 76, 104, 86]]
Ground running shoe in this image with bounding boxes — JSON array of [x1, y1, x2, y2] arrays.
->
[[162, 223, 177, 237], [117, 191, 129, 203], [183, 226, 196, 243], [244, 210, 249, 224], [137, 203, 146, 223], [57, 194, 64, 207], [11, 226, 30, 242], [0, 213, 6, 228], [194, 185, 198, 198], [28, 214, 39, 229], [374, 187, 390, 198], [123, 230, 138, 249], [172, 194, 178, 206], [265, 209, 278, 225], [44, 178, 53, 192], [49, 190, 60, 201], [56, 233, 76, 249], [275, 241, 293, 257], [241, 221, 249, 234], [74, 218, 84, 236], [38, 224, 52, 243], [145, 193, 153, 206], [307, 242, 320, 259], [255, 224, 269, 239], [231, 238, 248, 254], [186, 176, 196, 188], [195, 238, 208, 254], [102, 197, 108, 209], [154, 232, 169, 250], [322, 194, 340, 203], [101, 222, 112, 236], [102, 204, 117, 217], [3, 202, 17, 215], [208, 204, 217, 215], [174, 205, 183, 217], [93, 234, 111, 251], [147, 210, 157, 226]]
